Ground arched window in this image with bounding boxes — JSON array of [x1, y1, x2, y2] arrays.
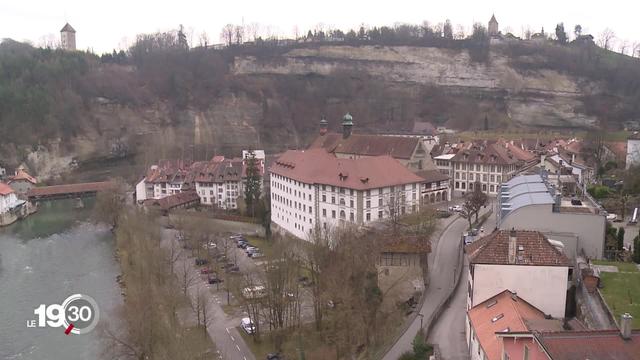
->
[[340, 210, 346, 219], [339, 198, 345, 206]]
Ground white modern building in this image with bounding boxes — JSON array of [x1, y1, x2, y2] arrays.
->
[[465, 229, 573, 318], [270, 148, 425, 240], [626, 132, 640, 169], [0, 182, 25, 226], [497, 174, 606, 259]]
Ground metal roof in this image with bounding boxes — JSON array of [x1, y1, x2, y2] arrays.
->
[[499, 174, 555, 222]]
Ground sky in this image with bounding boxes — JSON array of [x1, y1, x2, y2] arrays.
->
[[1, 0, 638, 54]]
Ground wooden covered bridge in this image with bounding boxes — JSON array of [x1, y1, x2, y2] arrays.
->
[[27, 181, 115, 202]]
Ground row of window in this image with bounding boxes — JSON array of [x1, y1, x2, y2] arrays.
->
[[455, 173, 503, 183], [453, 163, 516, 173]]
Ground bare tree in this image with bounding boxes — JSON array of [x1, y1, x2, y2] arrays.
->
[[179, 259, 198, 296], [619, 40, 629, 55], [632, 42, 640, 58], [220, 24, 234, 46], [467, 182, 488, 223], [198, 31, 210, 48], [234, 25, 245, 45], [598, 28, 616, 50]]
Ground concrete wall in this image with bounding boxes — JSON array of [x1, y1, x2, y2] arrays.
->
[[499, 204, 605, 259], [470, 264, 569, 318], [627, 139, 640, 170]]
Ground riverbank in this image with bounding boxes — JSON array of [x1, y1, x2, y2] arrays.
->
[[0, 199, 123, 360]]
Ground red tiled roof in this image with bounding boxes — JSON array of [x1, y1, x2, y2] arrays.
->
[[502, 142, 537, 162], [451, 143, 520, 165], [270, 148, 425, 190], [143, 191, 200, 211], [0, 182, 14, 195], [9, 169, 37, 184], [414, 169, 449, 183], [309, 133, 420, 160], [468, 290, 554, 360], [465, 230, 571, 267], [535, 330, 640, 360]]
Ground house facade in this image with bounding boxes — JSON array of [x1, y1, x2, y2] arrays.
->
[[7, 167, 37, 196], [138, 152, 265, 210], [0, 183, 26, 226], [465, 229, 573, 318], [269, 148, 425, 240], [450, 143, 520, 196]]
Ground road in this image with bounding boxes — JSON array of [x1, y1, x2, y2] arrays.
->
[[161, 228, 257, 360], [383, 201, 494, 360], [382, 213, 467, 360]]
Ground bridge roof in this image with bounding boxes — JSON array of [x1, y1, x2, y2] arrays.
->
[[28, 182, 114, 198]]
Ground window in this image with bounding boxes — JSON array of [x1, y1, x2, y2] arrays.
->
[[378, 198, 383, 206], [490, 185, 495, 192], [350, 199, 354, 208], [455, 181, 459, 189], [350, 189, 354, 196], [322, 194, 326, 202], [349, 212, 354, 221], [339, 198, 345, 206], [332, 210, 336, 219], [340, 210, 346, 220], [412, 183, 416, 190], [378, 210, 383, 218], [331, 196, 335, 204], [366, 200, 371, 208], [339, 188, 345, 194], [366, 213, 371, 221], [366, 190, 371, 196], [323, 209, 326, 217]]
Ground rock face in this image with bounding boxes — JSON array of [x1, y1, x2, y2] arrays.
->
[[0, 44, 612, 179], [233, 45, 598, 129]]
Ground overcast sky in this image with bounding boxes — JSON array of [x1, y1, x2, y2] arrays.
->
[[1, 0, 638, 53]]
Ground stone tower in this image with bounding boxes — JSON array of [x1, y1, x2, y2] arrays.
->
[[342, 113, 353, 139], [488, 14, 499, 36], [60, 23, 76, 51]]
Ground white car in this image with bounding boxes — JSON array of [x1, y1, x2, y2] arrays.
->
[[451, 205, 462, 212], [240, 317, 255, 334]]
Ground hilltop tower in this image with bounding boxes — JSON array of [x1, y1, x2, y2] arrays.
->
[[60, 23, 76, 51], [488, 14, 499, 36]]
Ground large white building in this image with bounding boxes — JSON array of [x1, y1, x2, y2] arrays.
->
[[497, 174, 606, 259], [626, 133, 640, 169], [270, 148, 426, 240], [465, 229, 573, 318], [0, 182, 25, 226]]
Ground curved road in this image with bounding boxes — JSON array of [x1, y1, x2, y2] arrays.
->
[[382, 214, 468, 360]]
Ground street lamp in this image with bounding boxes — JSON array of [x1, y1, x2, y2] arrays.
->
[[418, 313, 424, 329]]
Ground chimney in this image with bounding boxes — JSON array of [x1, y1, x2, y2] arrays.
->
[[508, 229, 517, 264], [620, 313, 633, 340], [319, 115, 328, 136], [341, 113, 353, 139]]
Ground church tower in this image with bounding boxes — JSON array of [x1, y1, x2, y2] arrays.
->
[[488, 14, 499, 36], [60, 23, 76, 51]]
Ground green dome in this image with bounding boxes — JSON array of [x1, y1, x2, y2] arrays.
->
[[342, 113, 353, 126]]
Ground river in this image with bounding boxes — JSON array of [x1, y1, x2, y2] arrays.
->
[[0, 199, 123, 360]]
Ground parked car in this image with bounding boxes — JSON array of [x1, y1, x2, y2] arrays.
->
[[436, 209, 452, 218], [195, 258, 209, 266], [238, 241, 249, 249], [245, 246, 259, 254], [208, 275, 223, 284], [241, 317, 255, 334], [249, 252, 264, 258], [266, 354, 282, 360], [226, 265, 240, 273], [450, 205, 462, 212]]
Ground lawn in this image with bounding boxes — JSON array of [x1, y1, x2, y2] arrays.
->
[[591, 260, 639, 273], [599, 271, 640, 328], [245, 235, 276, 258], [239, 326, 334, 360]]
